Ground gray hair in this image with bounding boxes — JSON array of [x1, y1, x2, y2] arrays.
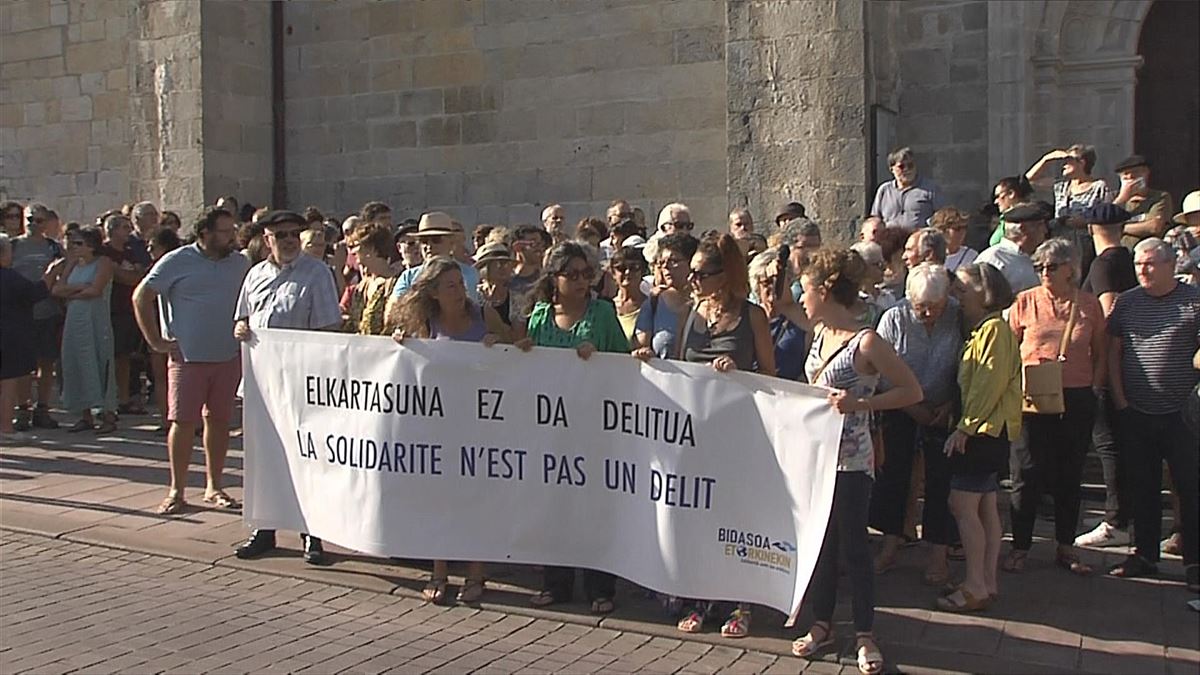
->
[[906, 262, 950, 303], [131, 201, 158, 221], [888, 146, 915, 167], [1066, 143, 1098, 174], [850, 241, 883, 266], [747, 246, 787, 284], [778, 217, 821, 245], [103, 212, 132, 235], [1031, 238, 1080, 282], [1133, 237, 1175, 263], [728, 208, 752, 224], [915, 227, 947, 264]]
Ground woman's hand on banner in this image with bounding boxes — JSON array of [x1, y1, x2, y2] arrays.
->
[[481, 333, 499, 348], [575, 341, 597, 360], [712, 355, 736, 372], [632, 346, 655, 362], [392, 329, 407, 345], [513, 337, 534, 352], [234, 320, 252, 342]]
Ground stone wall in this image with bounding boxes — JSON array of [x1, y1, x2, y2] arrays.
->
[[727, 0, 869, 244], [886, 0, 991, 216], [199, 0, 273, 210], [0, 0, 205, 224], [281, 0, 728, 229]]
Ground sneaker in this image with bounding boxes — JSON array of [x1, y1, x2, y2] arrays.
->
[[31, 407, 59, 429], [1074, 521, 1131, 548], [1162, 532, 1183, 557], [13, 408, 32, 432]]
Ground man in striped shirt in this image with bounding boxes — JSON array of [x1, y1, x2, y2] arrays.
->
[[1106, 238, 1200, 593]]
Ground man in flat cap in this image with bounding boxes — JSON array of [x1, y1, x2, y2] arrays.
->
[[233, 209, 343, 566], [1112, 155, 1172, 248], [975, 203, 1048, 293]]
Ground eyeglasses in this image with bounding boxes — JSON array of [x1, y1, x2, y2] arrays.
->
[[268, 230, 302, 240], [655, 258, 685, 268], [689, 267, 723, 281], [668, 221, 694, 230], [1033, 262, 1061, 274], [556, 269, 592, 282], [611, 265, 644, 275]]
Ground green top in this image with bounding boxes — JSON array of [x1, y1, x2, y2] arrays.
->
[[988, 215, 1006, 247], [527, 299, 629, 353]]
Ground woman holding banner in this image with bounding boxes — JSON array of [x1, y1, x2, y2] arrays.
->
[[790, 248, 923, 675], [524, 241, 629, 615], [671, 232, 776, 638], [390, 256, 516, 604]]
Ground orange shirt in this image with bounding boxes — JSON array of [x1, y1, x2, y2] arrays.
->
[[1008, 286, 1105, 389]]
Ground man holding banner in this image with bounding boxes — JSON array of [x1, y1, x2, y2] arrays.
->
[[232, 210, 342, 565]]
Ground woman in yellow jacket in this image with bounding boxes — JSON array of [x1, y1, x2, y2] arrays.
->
[[941, 262, 1021, 612]]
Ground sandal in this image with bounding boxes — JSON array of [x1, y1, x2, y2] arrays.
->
[[1001, 549, 1028, 573], [529, 590, 559, 607], [856, 633, 884, 674], [936, 587, 991, 613], [1055, 551, 1093, 576], [590, 597, 614, 615], [203, 490, 241, 510], [457, 578, 485, 603], [677, 610, 706, 633], [422, 577, 448, 604], [67, 419, 93, 433], [791, 621, 834, 658], [720, 608, 751, 638], [156, 492, 186, 515]]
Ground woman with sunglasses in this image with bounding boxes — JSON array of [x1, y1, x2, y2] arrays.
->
[[671, 233, 776, 639], [525, 241, 628, 615], [52, 225, 118, 433], [1004, 238, 1105, 577], [931, 207, 979, 273], [609, 246, 647, 341], [632, 233, 698, 360]]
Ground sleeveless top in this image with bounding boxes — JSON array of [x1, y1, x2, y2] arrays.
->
[[429, 305, 488, 343], [805, 328, 879, 475], [682, 301, 756, 370]]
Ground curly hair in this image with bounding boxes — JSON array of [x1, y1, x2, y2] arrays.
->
[[528, 241, 599, 306], [804, 247, 868, 308], [386, 256, 473, 336], [347, 222, 393, 259]]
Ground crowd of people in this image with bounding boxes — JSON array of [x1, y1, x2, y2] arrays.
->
[[2, 143, 1198, 674]]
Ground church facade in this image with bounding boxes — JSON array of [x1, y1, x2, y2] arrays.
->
[[2, 0, 1196, 239]]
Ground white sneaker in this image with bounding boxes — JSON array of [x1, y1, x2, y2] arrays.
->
[[1074, 521, 1131, 548]]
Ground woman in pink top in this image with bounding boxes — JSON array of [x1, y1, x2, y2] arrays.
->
[[1006, 238, 1106, 576]]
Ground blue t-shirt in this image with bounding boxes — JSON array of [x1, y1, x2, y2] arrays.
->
[[392, 260, 481, 303], [632, 294, 682, 359], [769, 315, 807, 381], [143, 243, 250, 362]]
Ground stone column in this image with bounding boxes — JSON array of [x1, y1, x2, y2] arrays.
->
[[726, 0, 869, 244]]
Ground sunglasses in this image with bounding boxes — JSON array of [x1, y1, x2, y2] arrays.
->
[[611, 264, 645, 275], [1034, 262, 1061, 274], [668, 221, 694, 230], [689, 267, 723, 281], [655, 258, 685, 268], [268, 229, 302, 240], [556, 269, 592, 282]]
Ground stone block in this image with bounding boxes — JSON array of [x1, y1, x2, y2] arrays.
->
[[366, 1, 415, 35], [962, 1, 988, 31], [623, 101, 673, 135], [534, 107, 576, 140], [461, 112, 498, 144], [65, 40, 122, 75], [593, 163, 677, 199], [426, 171, 464, 204], [49, 1, 68, 26], [6, 26, 63, 61], [409, 0, 482, 30], [0, 104, 24, 127], [576, 103, 624, 137], [412, 52, 485, 87], [397, 89, 444, 117], [354, 93, 396, 120], [496, 111, 537, 141], [678, 159, 726, 195], [368, 121, 417, 148], [92, 91, 125, 120], [370, 59, 412, 91], [661, 0, 725, 29], [536, 166, 592, 203], [673, 26, 724, 64], [899, 48, 948, 86], [60, 95, 93, 122], [444, 85, 499, 114], [417, 116, 461, 147], [10, 0, 50, 32], [80, 18, 106, 42], [337, 124, 369, 153]]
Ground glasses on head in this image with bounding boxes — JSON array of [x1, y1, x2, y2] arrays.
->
[[689, 267, 723, 281], [268, 229, 302, 240], [1034, 262, 1061, 275], [556, 268, 592, 282]]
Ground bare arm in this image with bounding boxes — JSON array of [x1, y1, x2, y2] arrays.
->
[[71, 257, 114, 299], [133, 280, 175, 353], [50, 259, 80, 298], [1026, 149, 1071, 186], [1097, 291, 1118, 317], [747, 303, 776, 377], [1107, 335, 1127, 409], [858, 331, 924, 411]]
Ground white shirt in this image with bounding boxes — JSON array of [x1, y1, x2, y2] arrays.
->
[[235, 254, 342, 329], [975, 239, 1039, 293]]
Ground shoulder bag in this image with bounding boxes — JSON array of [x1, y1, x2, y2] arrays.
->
[[1021, 295, 1077, 415]]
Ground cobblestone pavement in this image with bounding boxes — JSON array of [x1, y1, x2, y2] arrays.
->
[[1, 418, 1198, 673], [0, 532, 809, 675]]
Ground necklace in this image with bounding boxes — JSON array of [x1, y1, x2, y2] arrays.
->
[[703, 299, 729, 332]]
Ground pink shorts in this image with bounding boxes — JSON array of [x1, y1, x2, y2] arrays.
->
[[167, 354, 241, 424]]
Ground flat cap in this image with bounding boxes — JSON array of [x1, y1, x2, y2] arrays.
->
[[258, 210, 306, 228], [1113, 155, 1148, 173], [1002, 203, 1050, 223], [774, 201, 807, 224], [1082, 203, 1132, 226]]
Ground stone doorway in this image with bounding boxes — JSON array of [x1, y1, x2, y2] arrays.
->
[[1134, 0, 1200, 207]]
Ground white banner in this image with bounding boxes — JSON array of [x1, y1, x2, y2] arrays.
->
[[242, 328, 843, 617]]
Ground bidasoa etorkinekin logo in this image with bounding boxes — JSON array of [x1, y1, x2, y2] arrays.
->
[[718, 528, 796, 574]]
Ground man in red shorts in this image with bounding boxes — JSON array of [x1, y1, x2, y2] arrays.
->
[[133, 206, 249, 515]]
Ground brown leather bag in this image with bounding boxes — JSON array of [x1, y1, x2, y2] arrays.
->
[[1021, 295, 1077, 415]]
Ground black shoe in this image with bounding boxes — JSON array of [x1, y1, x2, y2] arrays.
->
[[302, 534, 326, 566], [32, 407, 59, 429], [235, 530, 276, 559], [13, 408, 32, 432], [1108, 554, 1158, 578]]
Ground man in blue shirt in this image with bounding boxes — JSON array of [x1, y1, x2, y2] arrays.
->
[[392, 212, 480, 303], [871, 147, 944, 230]]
